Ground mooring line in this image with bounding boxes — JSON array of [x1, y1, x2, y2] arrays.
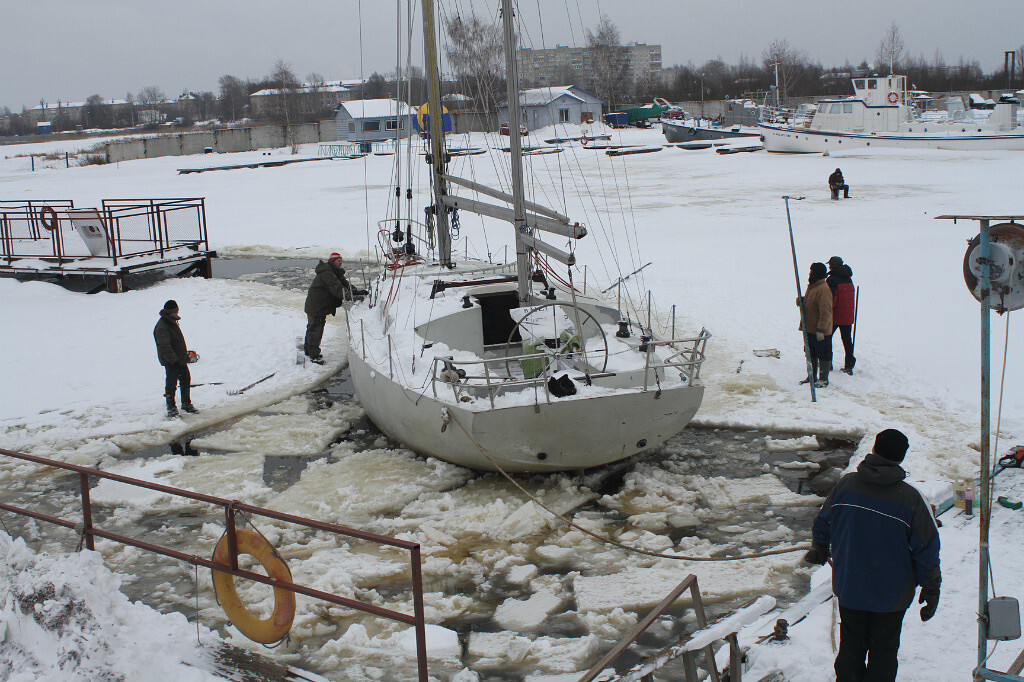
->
[[447, 412, 810, 562]]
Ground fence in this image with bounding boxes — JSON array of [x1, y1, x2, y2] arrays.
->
[[0, 446, 430, 680]]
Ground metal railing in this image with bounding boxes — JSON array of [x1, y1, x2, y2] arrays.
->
[[0, 446, 429, 681], [0, 198, 209, 266]]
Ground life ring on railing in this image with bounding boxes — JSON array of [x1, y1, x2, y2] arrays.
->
[[688, 127, 697, 136], [580, 134, 589, 145], [887, 92, 899, 104], [39, 206, 59, 232], [212, 528, 295, 644]]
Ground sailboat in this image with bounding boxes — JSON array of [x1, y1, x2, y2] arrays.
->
[[345, 0, 710, 473]]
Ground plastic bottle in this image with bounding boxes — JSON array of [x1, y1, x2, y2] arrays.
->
[[965, 483, 974, 517]]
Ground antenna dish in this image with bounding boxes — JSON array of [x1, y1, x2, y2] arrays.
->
[[963, 222, 1024, 312]]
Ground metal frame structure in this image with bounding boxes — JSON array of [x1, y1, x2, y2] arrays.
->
[[0, 446, 430, 681], [0, 197, 215, 292], [936, 215, 1024, 682]]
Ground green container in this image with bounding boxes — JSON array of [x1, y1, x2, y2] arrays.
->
[[997, 496, 1023, 510]]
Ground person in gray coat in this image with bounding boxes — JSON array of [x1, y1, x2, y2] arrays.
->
[[303, 253, 365, 364], [153, 300, 198, 417]]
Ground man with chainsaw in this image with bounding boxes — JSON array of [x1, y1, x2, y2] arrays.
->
[[303, 252, 366, 365], [805, 428, 941, 682], [154, 299, 199, 418]]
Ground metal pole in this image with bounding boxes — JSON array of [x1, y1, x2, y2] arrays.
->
[[420, 0, 451, 266], [783, 196, 815, 402], [978, 218, 992, 672]]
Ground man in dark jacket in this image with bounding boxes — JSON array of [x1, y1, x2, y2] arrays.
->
[[303, 253, 365, 364], [827, 256, 857, 374], [829, 168, 850, 199], [153, 300, 198, 418], [805, 429, 941, 682]]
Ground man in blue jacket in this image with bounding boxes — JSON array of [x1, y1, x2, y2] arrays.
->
[[805, 428, 941, 682]]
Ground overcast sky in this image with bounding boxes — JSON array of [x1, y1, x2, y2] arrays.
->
[[3, 0, 1021, 110]]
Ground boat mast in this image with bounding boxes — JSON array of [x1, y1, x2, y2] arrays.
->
[[500, 0, 532, 302], [421, 0, 452, 267]]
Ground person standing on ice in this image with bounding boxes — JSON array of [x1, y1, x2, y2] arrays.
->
[[799, 262, 833, 388], [153, 300, 199, 418], [303, 252, 364, 365], [805, 428, 941, 682], [827, 256, 857, 374], [829, 168, 850, 199]]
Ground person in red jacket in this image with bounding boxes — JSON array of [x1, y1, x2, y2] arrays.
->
[[827, 256, 857, 374]]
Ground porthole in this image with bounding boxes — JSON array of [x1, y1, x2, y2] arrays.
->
[[637, 439, 648, 448], [536, 452, 548, 460]]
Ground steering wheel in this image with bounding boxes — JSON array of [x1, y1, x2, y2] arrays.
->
[[502, 303, 609, 378]]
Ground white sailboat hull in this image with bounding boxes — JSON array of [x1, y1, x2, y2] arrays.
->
[[348, 351, 704, 472], [758, 123, 1024, 153]]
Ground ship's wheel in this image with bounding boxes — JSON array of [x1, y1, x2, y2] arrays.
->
[[503, 303, 609, 378], [963, 222, 1024, 312]]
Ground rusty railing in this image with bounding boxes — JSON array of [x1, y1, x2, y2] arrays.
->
[[0, 446, 429, 680]]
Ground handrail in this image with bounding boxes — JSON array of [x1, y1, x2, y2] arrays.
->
[[0, 446, 429, 681]]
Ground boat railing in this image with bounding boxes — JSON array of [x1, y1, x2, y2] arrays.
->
[[643, 327, 712, 389]]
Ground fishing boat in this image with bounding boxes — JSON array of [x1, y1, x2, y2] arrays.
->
[[662, 118, 760, 143], [759, 74, 1024, 153], [345, 0, 710, 473]]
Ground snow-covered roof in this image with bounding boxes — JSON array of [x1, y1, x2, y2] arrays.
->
[[519, 86, 584, 106], [250, 83, 352, 97], [337, 99, 413, 119]]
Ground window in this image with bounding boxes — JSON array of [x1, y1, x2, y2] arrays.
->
[[385, 119, 398, 130], [363, 120, 380, 132], [854, 79, 865, 89], [558, 108, 570, 122], [867, 79, 878, 89], [818, 103, 828, 113], [843, 102, 853, 113], [830, 103, 842, 114], [348, 122, 355, 133]]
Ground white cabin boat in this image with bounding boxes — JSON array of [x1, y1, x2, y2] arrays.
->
[[759, 75, 1024, 152], [344, 0, 710, 473]]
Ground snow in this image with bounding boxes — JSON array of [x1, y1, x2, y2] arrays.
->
[[2, 121, 1024, 680]]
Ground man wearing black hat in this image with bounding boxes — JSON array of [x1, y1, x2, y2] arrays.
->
[[805, 429, 941, 682], [827, 256, 857, 375], [154, 300, 198, 418], [799, 262, 833, 387]]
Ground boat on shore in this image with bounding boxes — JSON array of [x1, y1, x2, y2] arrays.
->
[[759, 74, 1024, 153], [345, 0, 710, 473], [662, 118, 760, 143]]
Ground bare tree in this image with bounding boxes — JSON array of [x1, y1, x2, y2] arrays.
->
[[444, 14, 503, 108], [1016, 45, 1024, 87], [137, 86, 165, 107], [218, 75, 248, 121], [762, 38, 807, 103], [586, 16, 631, 109], [877, 22, 905, 75], [269, 59, 300, 124], [307, 72, 327, 120]]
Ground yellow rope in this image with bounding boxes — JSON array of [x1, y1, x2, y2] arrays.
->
[[448, 412, 810, 562]]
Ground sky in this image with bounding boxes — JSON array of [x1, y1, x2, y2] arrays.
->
[[3, 0, 1023, 111]]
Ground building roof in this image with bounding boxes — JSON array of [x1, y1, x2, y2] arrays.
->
[[250, 83, 352, 97], [337, 99, 414, 119], [501, 85, 606, 108]]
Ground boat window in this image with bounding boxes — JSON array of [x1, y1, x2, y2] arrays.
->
[[854, 79, 865, 89], [477, 292, 523, 346], [830, 103, 842, 114], [867, 79, 878, 89], [843, 102, 853, 113], [818, 103, 828, 113]]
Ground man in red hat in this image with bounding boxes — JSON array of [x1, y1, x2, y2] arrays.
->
[[303, 253, 365, 364]]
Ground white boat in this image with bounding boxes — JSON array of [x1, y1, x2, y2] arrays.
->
[[345, 0, 710, 473], [662, 118, 760, 143], [759, 74, 1024, 153]]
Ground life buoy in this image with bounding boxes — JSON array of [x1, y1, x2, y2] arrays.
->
[[688, 127, 697, 136], [212, 528, 295, 644], [887, 92, 899, 104], [39, 206, 58, 232], [580, 135, 589, 145]]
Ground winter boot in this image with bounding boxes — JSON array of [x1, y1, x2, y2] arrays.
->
[[814, 361, 831, 388], [181, 403, 199, 414], [165, 394, 179, 418], [841, 356, 856, 375]]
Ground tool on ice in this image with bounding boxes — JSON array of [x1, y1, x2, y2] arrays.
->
[[228, 372, 276, 395]]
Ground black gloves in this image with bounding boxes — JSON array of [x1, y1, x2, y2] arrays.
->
[[919, 579, 941, 622], [803, 541, 829, 565]]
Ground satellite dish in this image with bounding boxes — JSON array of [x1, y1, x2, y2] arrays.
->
[[963, 222, 1024, 312]]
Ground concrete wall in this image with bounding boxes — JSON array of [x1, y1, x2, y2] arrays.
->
[[103, 121, 338, 162]]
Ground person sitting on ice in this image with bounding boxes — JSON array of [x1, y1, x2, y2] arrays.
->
[[153, 299, 199, 418], [829, 168, 850, 200], [303, 252, 366, 365], [805, 429, 941, 682]]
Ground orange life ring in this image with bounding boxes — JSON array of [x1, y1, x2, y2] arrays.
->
[[39, 206, 59, 232], [887, 92, 899, 104], [212, 528, 295, 644], [580, 134, 589, 145]]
